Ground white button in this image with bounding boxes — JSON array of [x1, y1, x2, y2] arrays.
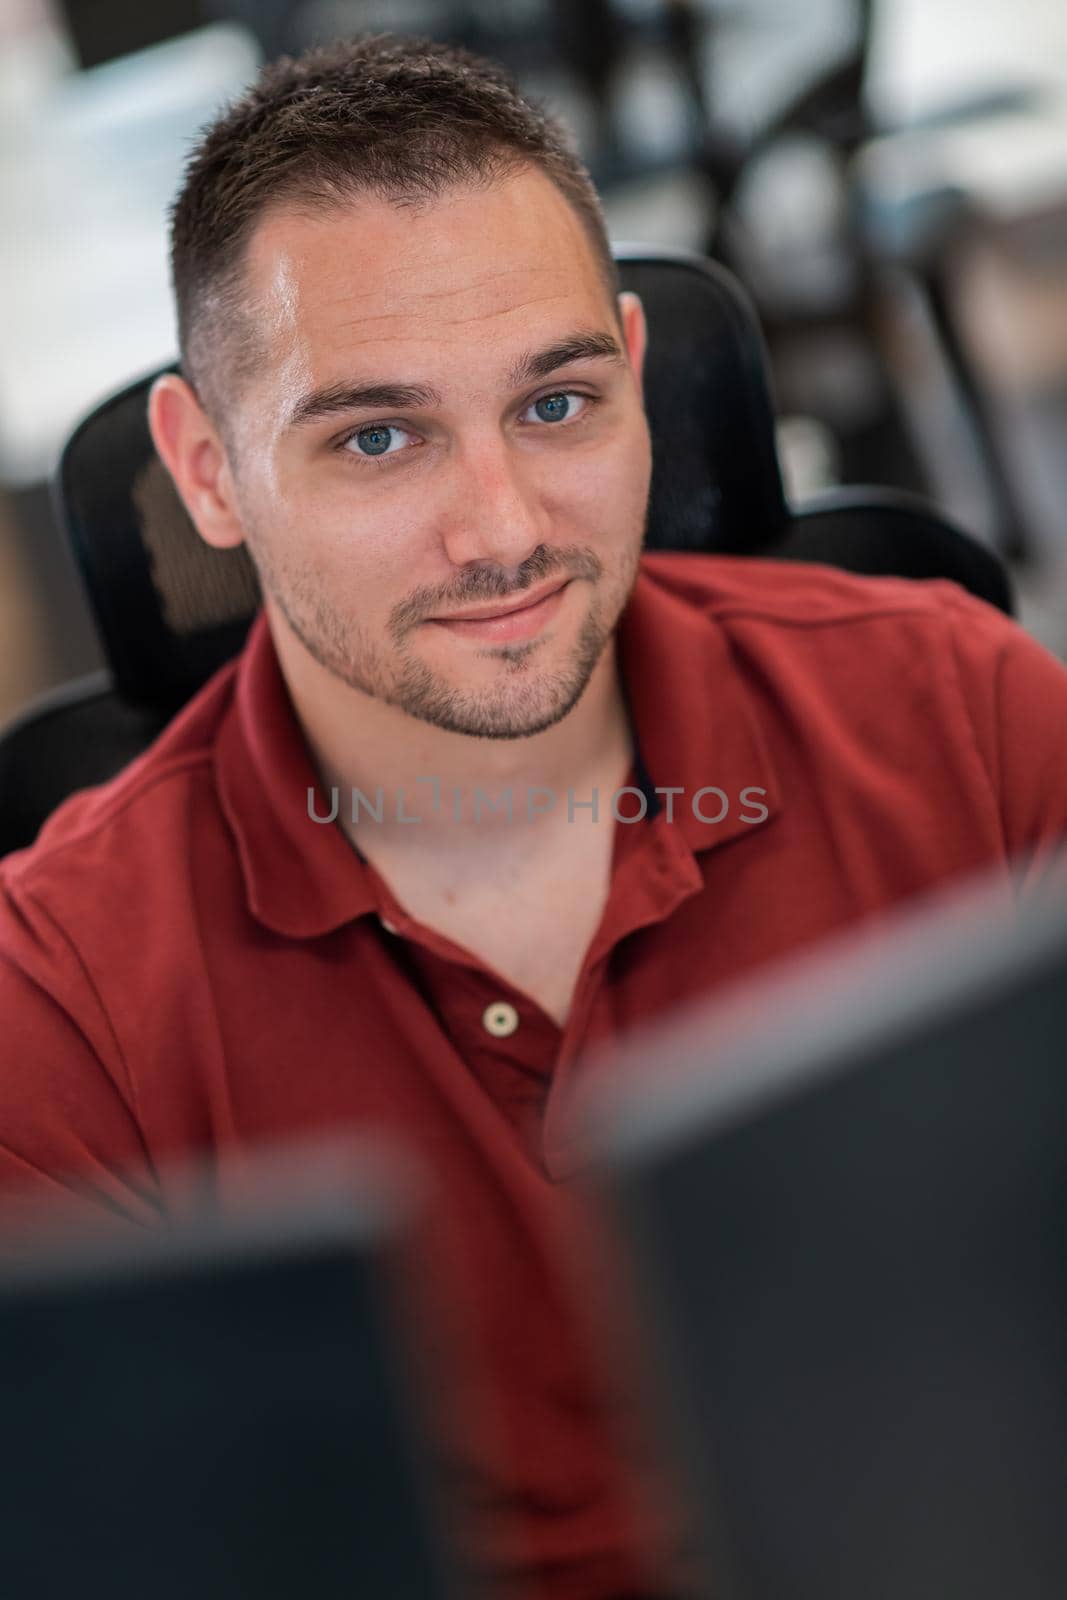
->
[[482, 1001, 519, 1038], [379, 917, 398, 935]]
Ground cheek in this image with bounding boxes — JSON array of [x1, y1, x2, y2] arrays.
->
[[547, 426, 651, 530], [266, 471, 422, 575]]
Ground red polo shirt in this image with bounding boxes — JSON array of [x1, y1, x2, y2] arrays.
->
[[2, 552, 1067, 1599]]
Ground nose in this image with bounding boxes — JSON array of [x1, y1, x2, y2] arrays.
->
[[437, 434, 552, 573]]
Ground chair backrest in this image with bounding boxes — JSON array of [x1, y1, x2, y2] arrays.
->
[[0, 247, 1012, 855], [771, 485, 1014, 613]]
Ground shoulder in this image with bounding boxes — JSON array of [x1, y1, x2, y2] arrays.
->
[[642, 540, 1067, 697], [639, 548, 1001, 632], [640, 550, 1067, 886], [638, 549, 1067, 697]]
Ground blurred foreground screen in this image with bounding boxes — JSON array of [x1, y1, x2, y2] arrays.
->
[[0, 1141, 455, 1600], [593, 856, 1067, 1600]]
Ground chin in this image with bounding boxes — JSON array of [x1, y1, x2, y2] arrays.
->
[[399, 660, 592, 741]]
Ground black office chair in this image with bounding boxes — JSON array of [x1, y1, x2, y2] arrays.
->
[[0, 247, 1012, 855]]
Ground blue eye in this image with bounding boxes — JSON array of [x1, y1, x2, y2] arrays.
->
[[529, 392, 584, 423], [337, 390, 595, 467], [350, 424, 400, 457]]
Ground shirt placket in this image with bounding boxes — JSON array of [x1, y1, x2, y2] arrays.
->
[[357, 772, 706, 1173], [366, 878, 562, 1161]]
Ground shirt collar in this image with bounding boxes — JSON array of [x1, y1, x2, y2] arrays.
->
[[617, 552, 783, 855], [214, 612, 380, 937], [215, 555, 783, 939]]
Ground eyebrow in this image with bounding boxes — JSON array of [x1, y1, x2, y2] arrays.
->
[[285, 330, 626, 429]]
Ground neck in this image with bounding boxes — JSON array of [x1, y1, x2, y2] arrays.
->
[[271, 616, 635, 858]]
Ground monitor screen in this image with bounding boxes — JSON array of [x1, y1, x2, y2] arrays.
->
[[0, 1169, 454, 1600], [599, 864, 1067, 1600]]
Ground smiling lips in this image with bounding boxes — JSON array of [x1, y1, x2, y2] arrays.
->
[[426, 579, 572, 642]]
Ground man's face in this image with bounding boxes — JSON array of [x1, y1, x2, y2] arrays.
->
[[212, 164, 651, 739]]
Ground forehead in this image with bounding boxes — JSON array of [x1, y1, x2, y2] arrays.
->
[[239, 165, 613, 395]]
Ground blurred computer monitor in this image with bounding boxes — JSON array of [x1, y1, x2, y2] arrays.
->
[[599, 863, 1067, 1600], [0, 1151, 455, 1600]]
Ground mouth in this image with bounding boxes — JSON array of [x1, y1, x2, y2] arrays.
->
[[425, 578, 573, 643], [429, 578, 571, 623]]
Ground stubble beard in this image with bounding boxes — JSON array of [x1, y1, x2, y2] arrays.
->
[[248, 528, 645, 741]]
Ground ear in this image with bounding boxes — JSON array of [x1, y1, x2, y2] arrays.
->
[[147, 373, 247, 551], [616, 290, 648, 402]]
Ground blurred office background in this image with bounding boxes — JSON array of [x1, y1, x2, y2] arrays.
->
[[2, 0, 1066, 727]]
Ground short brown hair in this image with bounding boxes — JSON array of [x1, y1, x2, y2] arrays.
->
[[169, 33, 621, 434]]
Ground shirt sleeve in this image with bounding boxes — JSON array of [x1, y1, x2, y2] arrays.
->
[[940, 584, 1067, 899], [0, 876, 163, 1253]]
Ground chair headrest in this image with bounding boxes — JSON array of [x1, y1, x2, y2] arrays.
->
[[53, 248, 787, 712]]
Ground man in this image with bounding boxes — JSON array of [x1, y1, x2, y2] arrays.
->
[[2, 33, 1066, 1600]]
